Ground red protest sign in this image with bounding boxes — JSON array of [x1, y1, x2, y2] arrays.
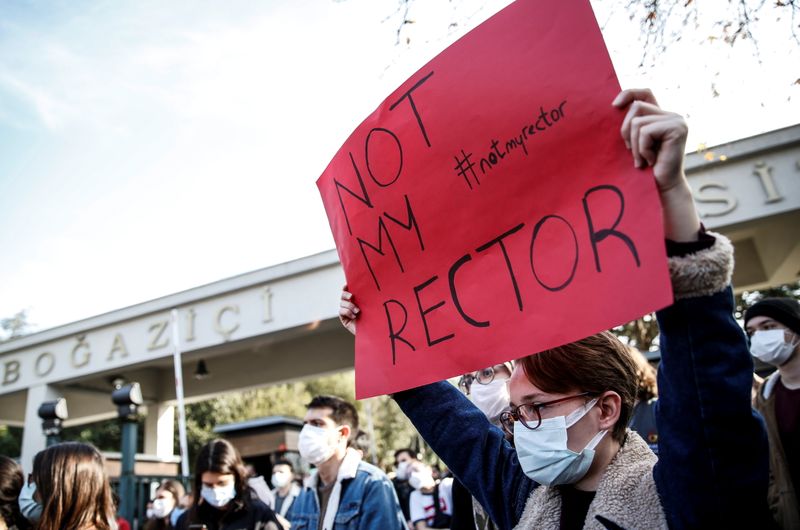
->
[[317, 0, 673, 399]]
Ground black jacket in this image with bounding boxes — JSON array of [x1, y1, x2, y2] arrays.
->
[[175, 494, 281, 530]]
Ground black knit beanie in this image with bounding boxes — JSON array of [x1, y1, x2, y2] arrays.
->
[[744, 297, 800, 335]]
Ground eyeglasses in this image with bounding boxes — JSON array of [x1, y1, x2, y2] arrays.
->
[[458, 366, 502, 394], [499, 392, 593, 434]]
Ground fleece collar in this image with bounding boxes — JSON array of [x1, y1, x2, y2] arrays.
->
[[514, 431, 667, 530]]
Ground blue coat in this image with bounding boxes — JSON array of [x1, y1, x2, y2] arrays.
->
[[288, 459, 406, 530], [395, 284, 771, 528]]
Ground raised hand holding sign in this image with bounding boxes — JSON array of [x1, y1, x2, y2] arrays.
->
[[318, 0, 673, 398]]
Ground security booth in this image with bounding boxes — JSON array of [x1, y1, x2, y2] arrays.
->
[[214, 415, 305, 478]]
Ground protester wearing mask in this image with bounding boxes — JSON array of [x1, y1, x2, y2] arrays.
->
[[145, 479, 186, 530], [746, 297, 800, 529], [407, 462, 453, 530], [460, 364, 513, 424], [14, 476, 40, 527], [0, 456, 31, 530], [391, 449, 418, 526], [270, 460, 300, 520], [21, 442, 116, 530], [338, 89, 771, 529], [289, 395, 405, 530], [176, 439, 281, 530]]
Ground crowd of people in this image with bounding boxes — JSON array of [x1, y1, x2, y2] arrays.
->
[[337, 89, 799, 530], [0, 89, 798, 530]]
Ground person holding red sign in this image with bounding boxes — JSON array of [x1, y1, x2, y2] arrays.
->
[[338, 89, 772, 530]]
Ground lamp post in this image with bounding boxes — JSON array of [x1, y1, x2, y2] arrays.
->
[[111, 382, 142, 522], [37, 398, 68, 447]]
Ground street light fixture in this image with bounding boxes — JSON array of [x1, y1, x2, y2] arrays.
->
[[111, 382, 143, 420], [37, 398, 68, 446], [111, 382, 142, 521]]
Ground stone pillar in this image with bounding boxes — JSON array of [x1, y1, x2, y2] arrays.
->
[[144, 403, 175, 457], [20, 384, 61, 473]]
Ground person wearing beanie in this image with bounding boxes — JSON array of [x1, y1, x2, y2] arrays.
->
[[745, 297, 800, 529]]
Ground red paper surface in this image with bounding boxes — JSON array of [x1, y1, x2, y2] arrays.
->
[[317, 0, 673, 399]]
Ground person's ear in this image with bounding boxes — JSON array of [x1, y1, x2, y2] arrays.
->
[[596, 391, 622, 431], [338, 424, 351, 443]]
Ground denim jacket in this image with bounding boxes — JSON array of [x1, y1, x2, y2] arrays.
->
[[394, 233, 772, 529], [288, 450, 406, 530]]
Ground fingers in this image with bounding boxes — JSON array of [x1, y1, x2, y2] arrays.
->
[[620, 99, 665, 146], [614, 88, 663, 166], [339, 290, 360, 319], [630, 114, 663, 168], [339, 288, 360, 336], [639, 115, 688, 189], [637, 123, 659, 169], [612, 88, 659, 109], [339, 300, 359, 319]]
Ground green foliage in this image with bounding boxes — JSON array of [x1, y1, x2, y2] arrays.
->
[[0, 425, 23, 457], [368, 396, 421, 468], [304, 372, 356, 404], [61, 416, 145, 453], [177, 371, 420, 469], [181, 379, 314, 464]]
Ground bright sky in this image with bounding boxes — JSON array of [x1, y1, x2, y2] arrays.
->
[[1, 0, 798, 334]]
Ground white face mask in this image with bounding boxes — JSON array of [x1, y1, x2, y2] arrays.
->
[[750, 329, 797, 366], [298, 424, 338, 465], [151, 497, 175, 518], [408, 468, 435, 490], [514, 397, 607, 486], [200, 483, 236, 508], [470, 378, 510, 420], [395, 460, 411, 481], [271, 471, 291, 489]]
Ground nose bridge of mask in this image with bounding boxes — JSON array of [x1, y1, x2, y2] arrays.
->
[[480, 378, 509, 397], [759, 328, 787, 340], [471, 378, 510, 413], [308, 423, 338, 445]]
